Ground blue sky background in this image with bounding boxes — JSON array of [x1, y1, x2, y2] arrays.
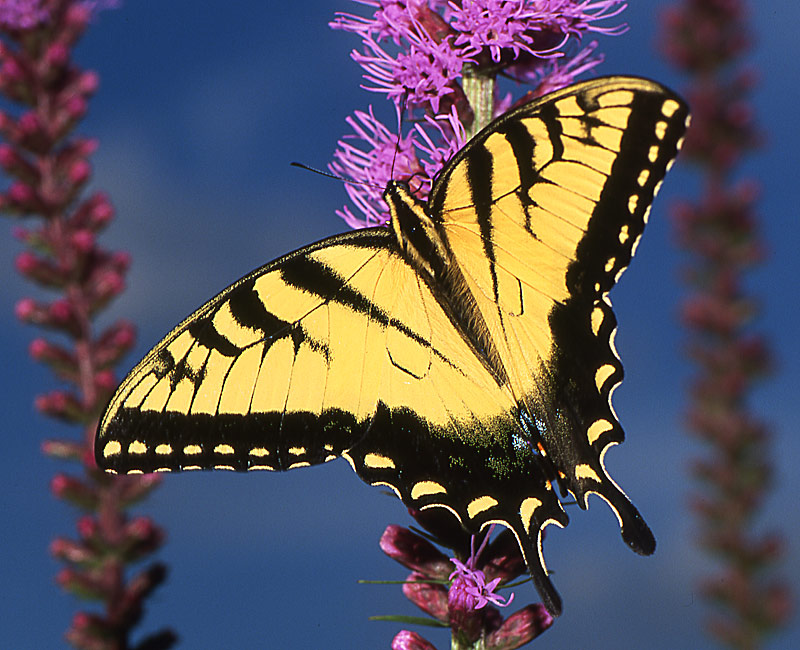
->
[[1, 2, 798, 648]]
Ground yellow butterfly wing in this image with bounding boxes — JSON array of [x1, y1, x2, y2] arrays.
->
[[97, 76, 689, 616], [425, 76, 689, 554], [97, 227, 570, 611], [100, 229, 490, 468]]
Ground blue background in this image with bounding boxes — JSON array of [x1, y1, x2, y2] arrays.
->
[[1, 2, 797, 648]]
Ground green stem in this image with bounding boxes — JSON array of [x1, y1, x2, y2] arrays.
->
[[462, 63, 495, 140], [452, 635, 486, 650]]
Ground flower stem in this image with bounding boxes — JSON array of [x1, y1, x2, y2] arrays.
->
[[461, 63, 494, 140]]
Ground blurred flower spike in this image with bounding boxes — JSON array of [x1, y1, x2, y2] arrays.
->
[[660, 0, 792, 646], [329, 0, 626, 228], [382, 509, 553, 649], [0, 0, 119, 29], [0, 1, 175, 648]]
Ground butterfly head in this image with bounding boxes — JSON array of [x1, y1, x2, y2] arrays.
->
[[384, 180, 452, 283]]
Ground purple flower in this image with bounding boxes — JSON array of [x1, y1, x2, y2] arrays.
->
[[449, 0, 568, 62], [448, 527, 514, 611], [329, 104, 469, 228], [353, 24, 468, 112], [332, 0, 448, 43], [412, 106, 467, 178], [330, 0, 628, 228], [510, 40, 604, 98], [378, 511, 552, 648], [0, 0, 48, 29], [449, 558, 514, 610], [329, 106, 423, 227]]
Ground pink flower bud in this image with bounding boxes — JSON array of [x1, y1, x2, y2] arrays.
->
[[111, 250, 131, 270], [42, 439, 84, 460], [76, 138, 98, 156], [17, 111, 41, 137], [15, 250, 38, 274], [380, 524, 452, 577], [50, 537, 92, 564], [402, 572, 448, 621], [36, 390, 69, 416], [113, 322, 136, 347], [45, 43, 69, 69], [100, 271, 124, 297], [1, 58, 23, 83], [119, 472, 162, 506], [486, 604, 554, 647], [51, 473, 71, 497], [50, 299, 73, 323], [65, 96, 87, 121], [77, 515, 97, 539], [71, 229, 94, 252], [91, 196, 113, 224], [29, 338, 49, 359], [391, 631, 437, 650], [127, 517, 161, 544], [68, 159, 91, 185], [78, 70, 99, 95], [55, 567, 74, 589], [49, 537, 69, 557], [71, 612, 93, 631], [0, 143, 16, 167], [8, 180, 34, 204], [14, 297, 36, 320], [94, 370, 116, 391], [65, 4, 92, 32]]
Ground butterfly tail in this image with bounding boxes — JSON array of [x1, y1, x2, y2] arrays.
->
[[511, 522, 564, 617], [597, 480, 656, 556]]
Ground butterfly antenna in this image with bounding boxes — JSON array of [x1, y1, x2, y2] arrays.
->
[[290, 162, 381, 192], [290, 162, 347, 182], [389, 92, 409, 181]]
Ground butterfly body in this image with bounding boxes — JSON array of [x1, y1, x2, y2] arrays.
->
[[96, 76, 689, 615]]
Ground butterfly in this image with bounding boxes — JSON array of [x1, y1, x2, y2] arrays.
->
[[95, 76, 689, 616]]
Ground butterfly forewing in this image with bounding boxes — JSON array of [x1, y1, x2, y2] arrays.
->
[[430, 77, 689, 555]]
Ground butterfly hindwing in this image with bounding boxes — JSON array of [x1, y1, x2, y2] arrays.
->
[[97, 76, 689, 616]]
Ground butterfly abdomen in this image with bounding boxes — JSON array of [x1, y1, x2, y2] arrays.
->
[[385, 181, 509, 385]]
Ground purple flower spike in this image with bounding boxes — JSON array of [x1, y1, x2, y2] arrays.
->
[[331, 0, 628, 227], [378, 511, 538, 648], [1, 2, 173, 648]]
